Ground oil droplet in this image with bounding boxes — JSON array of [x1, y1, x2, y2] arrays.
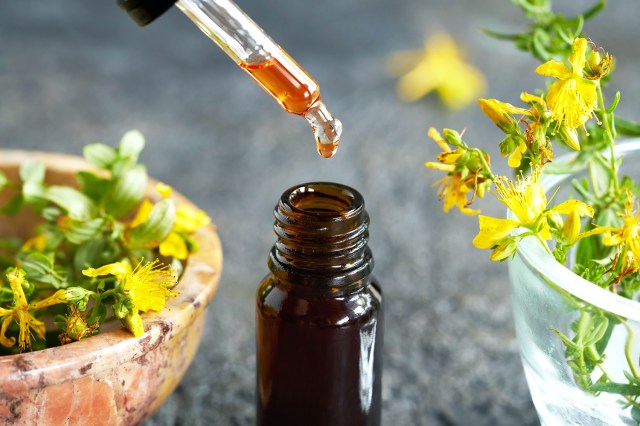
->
[[305, 99, 342, 159], [316, 141, 339, 158]]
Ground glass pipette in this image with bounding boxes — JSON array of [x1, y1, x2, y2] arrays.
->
[[122, 0, 343, 158]]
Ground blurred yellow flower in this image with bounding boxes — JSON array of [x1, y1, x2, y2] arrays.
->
[[159, 205, 211, 260], [388, 32, 486, 109]]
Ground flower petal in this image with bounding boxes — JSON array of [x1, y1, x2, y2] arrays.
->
[[123, 309, 145, 338], [82, 261, 131, 280], [551, 199, 594, 217], [472, 215, 519, 249], [535, 60, 571, 79], [569, 38, 588, 75]]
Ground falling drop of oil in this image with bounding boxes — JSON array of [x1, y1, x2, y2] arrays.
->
[[305, 100, 342, 159], [316, 141, 339, 158]]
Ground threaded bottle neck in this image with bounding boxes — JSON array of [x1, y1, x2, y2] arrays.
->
[[268, 182, 373, 287]]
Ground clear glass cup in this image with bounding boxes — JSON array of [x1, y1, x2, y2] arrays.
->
[[508, 140, 640, 425]]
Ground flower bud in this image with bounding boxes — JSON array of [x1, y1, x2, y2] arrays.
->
[[443, 128, 464, 148], [557, 126, 581, 151], [113, 298, 135, 319], [586, 49, 613, 80], [65, 311, 90, 341], [61, 287, 92, 311], [478, 99, 523, 134], [490, 238, 518, 262], [562, 209, 581, 244], [547, 211, 564, 231]]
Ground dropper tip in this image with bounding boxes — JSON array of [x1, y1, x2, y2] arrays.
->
[[305, 101, 342, 159]]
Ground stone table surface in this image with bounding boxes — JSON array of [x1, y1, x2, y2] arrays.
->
[[1, 1, 640, 425]]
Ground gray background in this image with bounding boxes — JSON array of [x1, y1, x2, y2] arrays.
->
[[1, 1, 639, 425]]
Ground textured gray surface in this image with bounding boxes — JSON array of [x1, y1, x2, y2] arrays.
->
[[1, 1, 639, 425]]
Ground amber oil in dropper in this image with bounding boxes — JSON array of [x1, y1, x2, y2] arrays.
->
[[240, 51, 342, 158], [256, 182, 383, 426]]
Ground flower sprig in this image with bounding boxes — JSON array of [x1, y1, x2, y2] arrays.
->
[[425, 1, 640, 413], [0, 131, 211, 352]]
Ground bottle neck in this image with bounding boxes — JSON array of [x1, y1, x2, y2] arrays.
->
[[268, 182, 373, 288]]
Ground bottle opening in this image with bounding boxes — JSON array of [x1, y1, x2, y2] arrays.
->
[[270, 182, 372, 286], [286, 183, 363, 218]]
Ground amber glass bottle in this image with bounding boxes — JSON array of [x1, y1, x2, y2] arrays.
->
[[256, 182, 383, 426]]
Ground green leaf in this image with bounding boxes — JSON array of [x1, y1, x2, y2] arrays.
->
[[118, 130, 145, 164], [22, 181, 47, 206], [20, 161, 47, 207], [46, 186, 98, 221], [590, 382, 640, 396], [616, 117, 640, 137], [553, 329, 579, 350], [0, 287, 13, 303], [0, 194, 25, 215], [19, 252, 67, 289], [127, 199, 176, 249], [582, 315, 608, 347], [631, 405, 640, 424], [595, 315, 618, 355], [0, 171, 7, 190], [582, 0, 606, 20], [544, 152, 591, 174], [606, 91, 621, 113], [73, 238, 121, 278], [83, 143, 117, 170], [62, 217, 107, 245], [76, 171, 111, 202], [103, 164, 148, 218], [88, 302, 107, 325], [588, 153, 612, 198], [575, 235, 596, 272], [19, 160, 45, 184]]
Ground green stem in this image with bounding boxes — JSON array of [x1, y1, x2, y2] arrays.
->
[[620, 317, 640, 378], [534, 233, 554, 256], [471, 148, 496, 181], [596, 85, 620, 194]]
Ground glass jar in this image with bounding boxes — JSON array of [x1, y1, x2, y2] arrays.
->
[[509, 140, 640, 425]]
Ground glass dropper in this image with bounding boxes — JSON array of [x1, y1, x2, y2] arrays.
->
[[119, 0, 342, 158]]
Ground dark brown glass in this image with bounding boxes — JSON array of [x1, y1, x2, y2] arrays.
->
[[256, 182, 383, 426]]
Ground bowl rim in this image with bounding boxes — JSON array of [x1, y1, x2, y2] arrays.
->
[[515, 139, 640, 322], [0, 150, 222, 386]]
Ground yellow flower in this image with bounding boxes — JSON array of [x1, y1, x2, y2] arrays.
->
[[82, 259, 178, 337], [388, 32, 486, 109], [473, 170, 593, 252], [431, 174, 480, 216], [129, 198, 154, 229], [535, 38, 598, 130], [20, 235, 48, 252], [424, 128, 487, 215], [0, 269, 46, 352], [582, 193, 640, 268], [158, 205, 211, 259], [128, 184, 211, 260]]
